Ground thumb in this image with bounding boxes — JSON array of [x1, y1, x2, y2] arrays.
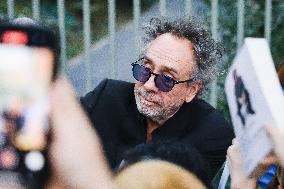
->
[[48, 77, 114, 189]]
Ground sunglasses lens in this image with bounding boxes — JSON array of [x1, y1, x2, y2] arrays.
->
[[133, 64, 150, 82], [155, 75, 174, 92]]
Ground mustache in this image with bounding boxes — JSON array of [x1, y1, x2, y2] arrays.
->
[[137, 88, 161, 104]]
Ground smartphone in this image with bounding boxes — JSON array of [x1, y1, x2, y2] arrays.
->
[[0, 24, 58, 188]]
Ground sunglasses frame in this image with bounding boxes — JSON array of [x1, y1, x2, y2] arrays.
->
[[131, 57, 193, 92]]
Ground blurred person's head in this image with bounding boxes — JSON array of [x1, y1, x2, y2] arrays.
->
[[133, 17, 222, 124], [0, 17, 60, 80], [117, 141, 211, 188], [114, 160, 207, 189]]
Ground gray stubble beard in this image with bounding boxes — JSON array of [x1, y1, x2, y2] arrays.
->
[[134, 87, 181, 124]]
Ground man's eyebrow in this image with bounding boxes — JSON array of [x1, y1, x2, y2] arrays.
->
[[144, 56, 179, 75]]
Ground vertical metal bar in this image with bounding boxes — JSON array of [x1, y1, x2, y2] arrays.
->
[[185, 0, 192, 16], [133, 0, 140, 56], [57, 0, 67, 74], [209, 0, 218, 107], [159, 0, 166, 16], [211, 0, 218, 41], [237, 0, 245, 50], [32, 0, 40, 20], [265, 0, 272, 45], [7, 0, 15, 19], [83, 0, 92, 92], [108, 0, 116, 78]]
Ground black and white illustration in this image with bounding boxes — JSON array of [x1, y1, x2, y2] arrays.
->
[[233, 70, 255, 127]]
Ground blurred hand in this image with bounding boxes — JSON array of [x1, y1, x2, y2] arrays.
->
[[46, 78, 114, 189], [249, 152, 277, 179], [227, 139, 257, 189], [266, 126, 284, 168]]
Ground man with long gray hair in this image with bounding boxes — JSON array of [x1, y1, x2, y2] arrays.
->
[[81, 17, 234, 178]]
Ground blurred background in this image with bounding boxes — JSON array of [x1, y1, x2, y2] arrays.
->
[[0, 0, 283, 122]]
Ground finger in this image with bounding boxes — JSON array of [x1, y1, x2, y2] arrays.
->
[[263, 153, 278, 165], [50, 77, 93, 139], [48, 78, 114, 188], [49, 77, 101, 155], [227, 145, 233, 157], [232, 138, 240, 147], [232, 138, 237, 145], [227, 144, 241, 163], [50, 77, 82, 126]]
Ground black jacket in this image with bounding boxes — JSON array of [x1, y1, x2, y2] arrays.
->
[[81, 79, 234, 177]]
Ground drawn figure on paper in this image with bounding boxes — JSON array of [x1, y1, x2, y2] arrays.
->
[[233, 70, 255, 126]]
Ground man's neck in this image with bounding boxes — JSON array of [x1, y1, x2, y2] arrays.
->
[[146, 118, 161, 141], [144, 105, 184, 141]]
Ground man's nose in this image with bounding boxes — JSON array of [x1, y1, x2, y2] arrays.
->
[[143, 75, 158, 92]]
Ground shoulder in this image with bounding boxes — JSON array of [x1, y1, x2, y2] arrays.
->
[[188, 98, 223, 121], [188, 98, 234, 135], [80, 79, 135, 113]]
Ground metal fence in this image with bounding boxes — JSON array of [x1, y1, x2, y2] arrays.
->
[[4, 0, 272, 107]]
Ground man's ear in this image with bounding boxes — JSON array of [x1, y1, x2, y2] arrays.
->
[[185, 81, 202, 103]]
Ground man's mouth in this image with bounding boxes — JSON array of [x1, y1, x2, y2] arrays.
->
[[139, 94, 158, 106]]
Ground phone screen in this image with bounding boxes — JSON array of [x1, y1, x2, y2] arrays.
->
[[0, 44, 53, 188]]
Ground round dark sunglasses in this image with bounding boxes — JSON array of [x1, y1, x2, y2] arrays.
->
[[131, 58, 193, 92]]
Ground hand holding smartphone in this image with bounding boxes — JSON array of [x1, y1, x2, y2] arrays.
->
[[0, 20, 58, 189]]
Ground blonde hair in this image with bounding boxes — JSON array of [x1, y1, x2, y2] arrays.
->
[[114, 160, 207, 189]]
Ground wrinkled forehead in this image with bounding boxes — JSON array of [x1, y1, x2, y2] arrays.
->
[[145, 33, 195, 73]]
